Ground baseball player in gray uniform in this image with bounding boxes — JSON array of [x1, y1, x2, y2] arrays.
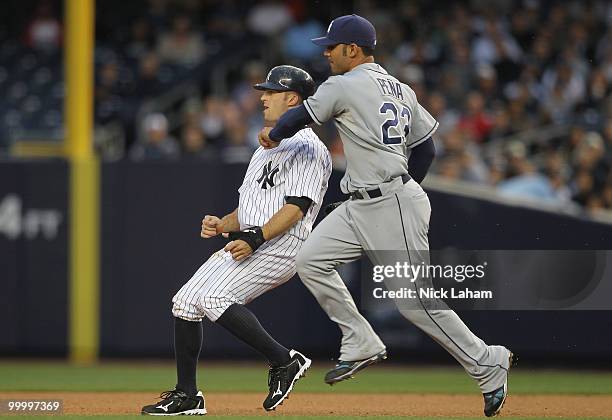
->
[[259, 15, 514, 418], [142, 65, 332, 415]]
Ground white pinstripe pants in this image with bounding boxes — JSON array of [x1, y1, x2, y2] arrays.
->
[[172, 234, 303, 322]]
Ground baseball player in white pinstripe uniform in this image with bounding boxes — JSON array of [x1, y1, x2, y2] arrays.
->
[[142, 65, 332, 415]]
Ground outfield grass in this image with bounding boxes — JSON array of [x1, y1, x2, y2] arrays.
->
[[1, 361, 612, 395]]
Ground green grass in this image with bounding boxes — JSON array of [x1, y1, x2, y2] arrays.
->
[[1, 362, 612, 395]]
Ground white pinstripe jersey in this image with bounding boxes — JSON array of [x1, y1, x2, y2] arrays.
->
[[304, 62, 438, 194], [238, 127, 332, 240]]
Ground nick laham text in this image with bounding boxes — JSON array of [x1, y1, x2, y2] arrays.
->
[[373, 287, 493, 300]]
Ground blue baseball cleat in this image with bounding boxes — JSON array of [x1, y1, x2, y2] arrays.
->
[[483, 351, 517, 417], [324, 350, 387, 385]]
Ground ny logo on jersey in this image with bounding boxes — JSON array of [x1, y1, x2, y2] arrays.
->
[[257, 161, 280, 189]]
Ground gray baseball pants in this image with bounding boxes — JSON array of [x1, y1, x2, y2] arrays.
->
[[296, 177, 510, 393]]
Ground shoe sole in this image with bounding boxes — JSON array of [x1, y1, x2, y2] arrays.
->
[[486, 351, 515, 417], [325, 351, 388, 385], [141, 408, 207, 416], [265, 353, 312, 411]]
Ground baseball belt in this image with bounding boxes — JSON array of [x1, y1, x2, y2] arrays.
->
[[350, 173, 411, 200]]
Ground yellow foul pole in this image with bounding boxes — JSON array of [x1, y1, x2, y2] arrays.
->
[[65, 0, 99, 363]]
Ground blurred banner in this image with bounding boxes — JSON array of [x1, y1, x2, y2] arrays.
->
[[2, 160, 612, 361], [0, 161, 68, 355]]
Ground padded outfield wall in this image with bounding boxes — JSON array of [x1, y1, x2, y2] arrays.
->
[[1, 160, 612, 361]]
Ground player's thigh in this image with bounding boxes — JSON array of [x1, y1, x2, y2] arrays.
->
[[348, 186, 430, 252], [297, 202, 363, 271], [209, 251, 295, 299], [173, 249, 230, 304]]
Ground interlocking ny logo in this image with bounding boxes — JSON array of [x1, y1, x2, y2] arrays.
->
[[257, 161, 280, 189]]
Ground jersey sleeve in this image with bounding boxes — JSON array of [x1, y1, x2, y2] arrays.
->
[[407, 102, 439, 148], [303, 76, 344, 125], [285, 139, 330, 205]]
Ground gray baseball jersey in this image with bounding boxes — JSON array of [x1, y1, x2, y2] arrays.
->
[[303, 62, 438, 193], [297, 62, 511, 394]]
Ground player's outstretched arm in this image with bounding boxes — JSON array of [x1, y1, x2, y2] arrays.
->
[[259, 105, 314, 149], [200, 208, 239, 238]]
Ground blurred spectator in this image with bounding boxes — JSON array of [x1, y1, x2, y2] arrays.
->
[[471, 18, 522, 82], [199, 97, 226, 144], [231, 61, 266, 148], [541, 61, 586, 123], [282, 16, 324, 61], [221, 102, 252, 163], [132, 52, 162, 98], [247, 0, 293, 37], [3, 0, 612, 213], [157, 14, 205, 66], [95, 60, 126, 123], [427, 92, 459, 136], [497, 158, 559, 203], [24, 1, 61, 51], [573, 132, 609, 192], [181, 124, 216, 160], [130, 113, 179, 160], [328, 135, 346, 170], [436, 129, 489, 184], [487, 106, 514, 141], [458, 92, 493, 143], [125, 18, 156, 60], [146, 0, 170, 33], [572, 170, 595, 206]]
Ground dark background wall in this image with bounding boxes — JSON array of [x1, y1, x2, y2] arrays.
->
[[2, 160, 612, 364], [0, 161, 68, 356]]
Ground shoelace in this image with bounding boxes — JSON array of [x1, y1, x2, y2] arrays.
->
[[268, 364, 291, 390], [159, 390, 185, 400]]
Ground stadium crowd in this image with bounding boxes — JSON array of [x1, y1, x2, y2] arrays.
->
[[2, 0, 612, 213]]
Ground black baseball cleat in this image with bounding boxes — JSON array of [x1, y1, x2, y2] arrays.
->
[[263, 349, 312, 411], [324, 350, 387, 385], [141, 389, 206, 416], [483, 351, 516, 417]]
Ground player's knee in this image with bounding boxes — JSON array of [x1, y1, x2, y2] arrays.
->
[[297, 245, 333, 277], [296, 247, 315, 276], [201, 297, 234, 322], [398, 308, 436, 324], [172, 301, 202, 321]]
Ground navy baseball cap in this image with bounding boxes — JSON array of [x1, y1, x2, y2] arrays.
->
[[311, 14, 376, 49]]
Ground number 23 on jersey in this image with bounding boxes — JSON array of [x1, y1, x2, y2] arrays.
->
[[379, 102, 411, 145]]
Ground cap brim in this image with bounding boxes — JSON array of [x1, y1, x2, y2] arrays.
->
[[253, 82, 290, 92], [311, 36, 339, 46]]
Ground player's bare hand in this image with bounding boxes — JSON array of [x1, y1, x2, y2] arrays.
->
[[224, 240, 253, 261], [201, 215, 222, 238], [258, 127, 280, 149]]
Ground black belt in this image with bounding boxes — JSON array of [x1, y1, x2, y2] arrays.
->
[[350, 174, 411, 200]]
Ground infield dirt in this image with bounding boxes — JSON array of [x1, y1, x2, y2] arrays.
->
[[2, 392, 612, 417]]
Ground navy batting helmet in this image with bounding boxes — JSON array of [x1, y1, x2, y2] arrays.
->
[[253, 65, 315, 99]]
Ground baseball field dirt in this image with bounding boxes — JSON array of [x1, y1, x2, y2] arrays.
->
[[2, 362, 612, 419], [1, 391, 612, 418]]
